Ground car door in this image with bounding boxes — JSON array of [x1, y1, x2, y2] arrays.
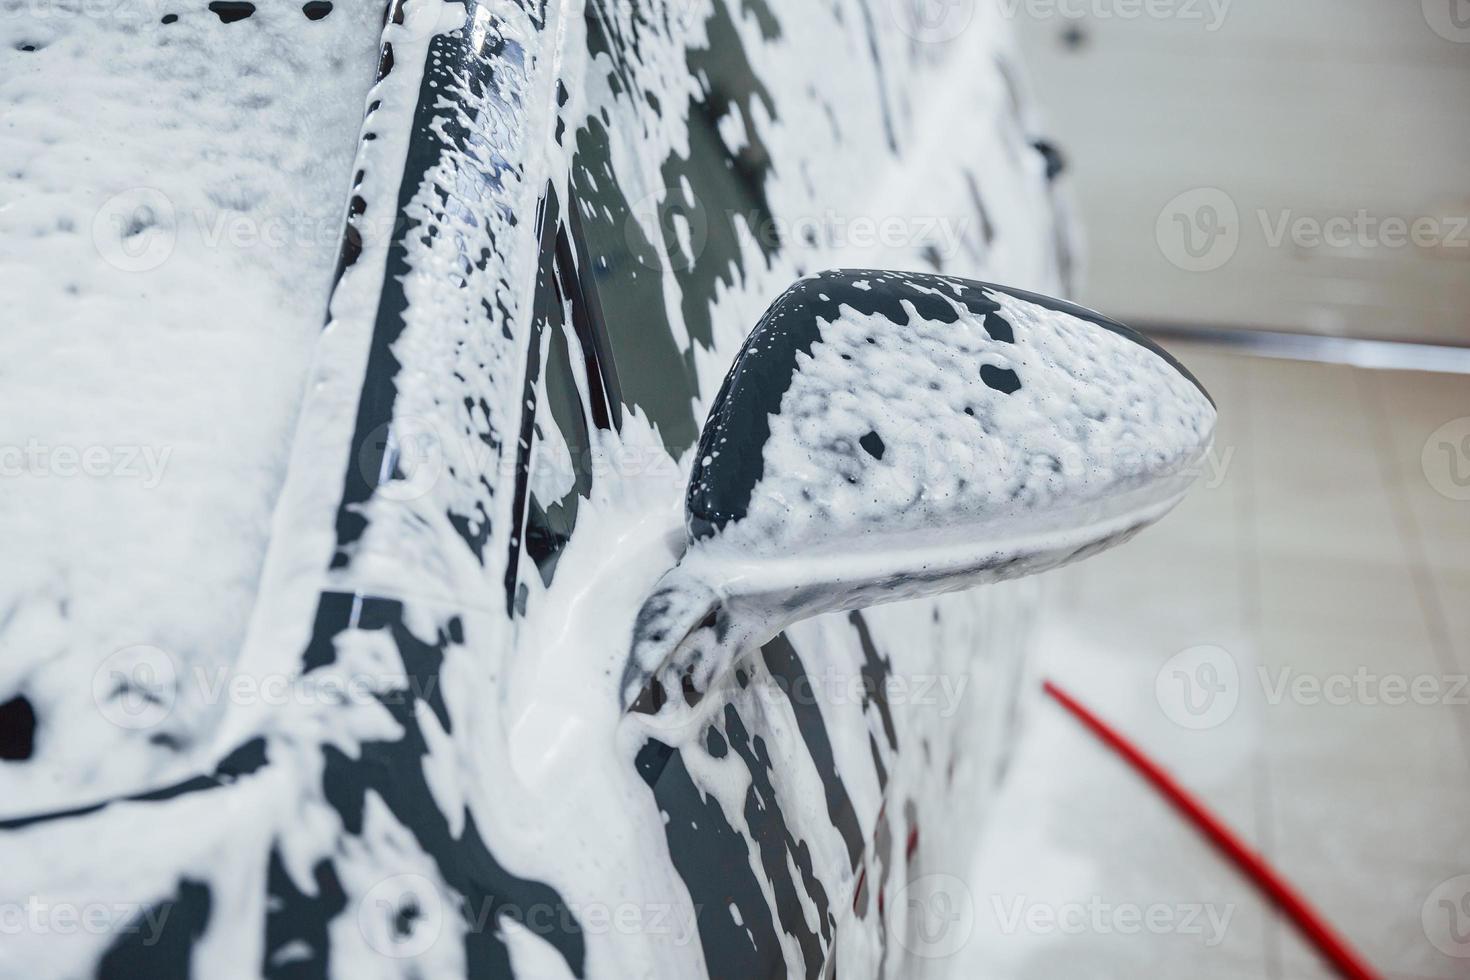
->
[[500, 1, 1073, 976], [0, 1, 1070, 977]]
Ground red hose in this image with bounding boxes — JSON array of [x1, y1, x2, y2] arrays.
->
[[1041, 678, 1381, 980]]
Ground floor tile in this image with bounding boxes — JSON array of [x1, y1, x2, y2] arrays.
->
[[967, 351, 1470, 978]]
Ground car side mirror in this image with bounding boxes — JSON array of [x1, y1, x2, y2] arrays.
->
[[621, 270, 1215, 717]]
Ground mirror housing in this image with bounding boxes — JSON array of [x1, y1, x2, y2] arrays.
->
[[622, 270, 1215, 715]]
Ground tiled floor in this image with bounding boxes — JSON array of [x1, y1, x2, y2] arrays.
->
[[960, 344, 1470, 978]]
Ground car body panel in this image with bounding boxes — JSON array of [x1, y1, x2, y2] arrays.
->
[[1, 1, 1081, 977], [0, 0, 386, 813]]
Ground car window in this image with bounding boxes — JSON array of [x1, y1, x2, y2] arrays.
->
[[511, 0, 780, 599], [566, 0, 781, 455], [509, 190, 611, 604]]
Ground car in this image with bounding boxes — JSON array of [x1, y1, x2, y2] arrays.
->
[[0, 0, 1214, 977]]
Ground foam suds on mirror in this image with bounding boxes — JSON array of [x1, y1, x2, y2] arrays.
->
[[719, 282, 1216, 557]]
